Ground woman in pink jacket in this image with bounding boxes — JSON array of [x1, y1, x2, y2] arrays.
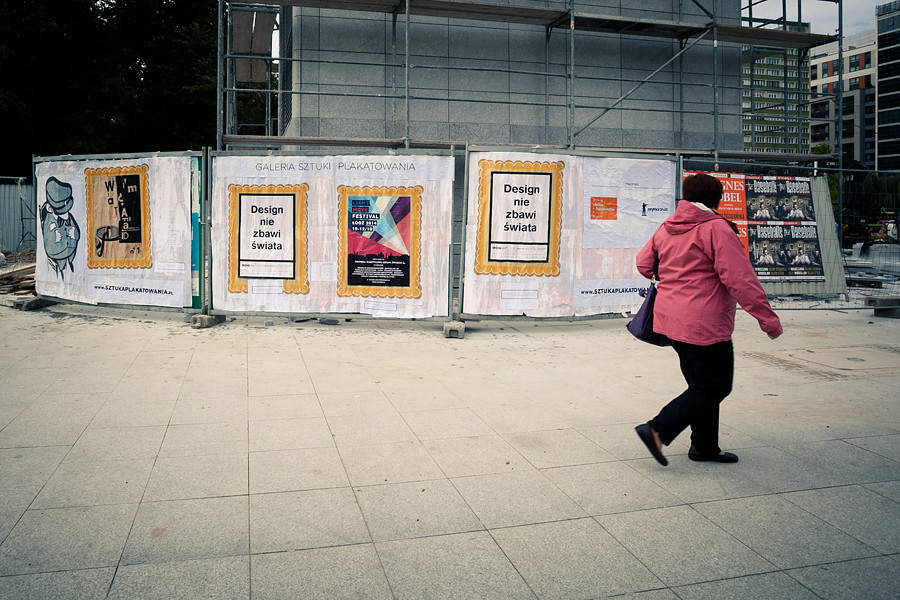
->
[[634, 173, 782, 466]]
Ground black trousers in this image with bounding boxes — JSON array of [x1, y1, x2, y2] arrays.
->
[[650, 339, 734, 455]]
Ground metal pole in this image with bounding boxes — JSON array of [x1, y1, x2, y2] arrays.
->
[[568, 3, 575, 148], [713, 11, 719, 165], [392, 13, 397, 138], [837, 0, 844, 243], [405, 0, 410, 149], [216, 0, 224, 150], [545, 27, 551, 145], [202, 147, 212, 314]]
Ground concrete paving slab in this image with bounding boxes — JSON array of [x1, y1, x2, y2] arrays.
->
[[402, 407, 495, 440], [864, 480, 900, 502], [249, 447, 348, 494], [143, 453, 248, 501], [376, 531, 537, 600], [328, 413, 419, 447], [32, 458, 154, 508], [248, 417, 334, 452], [505, 428, 618, 468], [671, 571, 819, 600], [0, 447, 67, 491], [354, 479, 483, 542], [0, 568, 115, 600], [107, 556, 249, 600], [491, 518, 664, 599], [249, 488, 369, 554], [782, 485, 900, 554], [317, 390, 396, 417], [596, 505, 776, 586], [0, 393, 105, 447], [121, 497, 248, 565], [250, 544, 393, 600], [169, 394, 248, 424], [693, 495, 878, 569], [338, 440, 446, 486], [248, 393, 323, 420], [451, 470, 587, 529], [158, 422, 247, 457], [423, 434, 534, 477], [544, 461, 682, 516], [0, 504, 138, 575], [67, 425, 166, 462], [787, 555, 900, 600]]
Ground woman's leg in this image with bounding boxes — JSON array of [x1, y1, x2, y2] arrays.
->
[[650, 340, 734, 453]]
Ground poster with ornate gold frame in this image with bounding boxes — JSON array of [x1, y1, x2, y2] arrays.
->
[[227, 183, 310, 294], [473, 159, 564, 276], [336, 185, 423, 299], [85, 164, 152, 269]]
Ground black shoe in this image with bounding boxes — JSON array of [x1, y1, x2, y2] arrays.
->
[[635, 423, 668, 466], [688, 445, 739, 463]]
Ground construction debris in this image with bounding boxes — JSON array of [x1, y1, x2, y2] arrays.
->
[[0, 248, 36, 295]]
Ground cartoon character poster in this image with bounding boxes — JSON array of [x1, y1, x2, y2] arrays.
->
[[85, 165, 152, 268], [337, 185, 422, 299], [39, 177, 81, 279]]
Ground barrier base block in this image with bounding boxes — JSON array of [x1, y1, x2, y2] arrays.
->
[[443, 320, 466, 339], [874, 307, 900, 319], [13, 297, 58, 311], [191, 314, 226, 329]]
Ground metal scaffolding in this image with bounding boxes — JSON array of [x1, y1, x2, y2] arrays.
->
[[218, 0, 835, 162]]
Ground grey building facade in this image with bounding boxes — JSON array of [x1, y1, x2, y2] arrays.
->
[[228, 1, 753, 154]]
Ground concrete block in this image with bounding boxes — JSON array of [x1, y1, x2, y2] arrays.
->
[[190, 314, 226, 329], [13, 297, 58, 311], [443, 321, 465, 339]]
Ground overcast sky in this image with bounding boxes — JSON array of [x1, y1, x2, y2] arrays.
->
[[747, 0, 880, 36]]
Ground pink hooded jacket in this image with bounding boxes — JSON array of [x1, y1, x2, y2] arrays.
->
[[636, 201, 782, 345]]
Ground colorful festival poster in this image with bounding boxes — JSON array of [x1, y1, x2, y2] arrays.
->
[[337, 185, 422, 299], [228, 183, 309, 294], [85, 165, 152, 268], [474, 159, 564, 276]]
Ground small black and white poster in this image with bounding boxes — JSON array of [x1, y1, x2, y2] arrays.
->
[[238, 193, 295, 279], [487, 172, 553, 263]]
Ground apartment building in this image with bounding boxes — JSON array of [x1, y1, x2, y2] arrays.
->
[[809, 30, 877, 167], [877, 1, 900, 169], [741, 34, 811, 155]]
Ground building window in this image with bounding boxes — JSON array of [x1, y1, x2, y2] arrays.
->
[[850, 77, 860, 90], [811, 64, 818, 79], [850, 54, 860, 72]]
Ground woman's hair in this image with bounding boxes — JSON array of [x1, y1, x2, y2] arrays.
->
[[682, 173, 724, 209]]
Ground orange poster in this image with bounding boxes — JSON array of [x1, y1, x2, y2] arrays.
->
[[590, 197, 617, 220]]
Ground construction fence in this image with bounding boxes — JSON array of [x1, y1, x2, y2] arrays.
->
[[18, 149, 900, 325]]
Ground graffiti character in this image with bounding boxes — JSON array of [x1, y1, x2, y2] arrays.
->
[[40, 177, 80, 278]]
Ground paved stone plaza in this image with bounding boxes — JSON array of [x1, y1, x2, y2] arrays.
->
[[0, 301, 897, 599]]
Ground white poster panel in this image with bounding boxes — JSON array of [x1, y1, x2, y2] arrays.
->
[[462, 152, 676, 318], [211, 154, 454, 318], [576, 157, 676, 316], [34, 157, 193, 307], [582, 158, 675, 249], [463, 152, 580, 317]]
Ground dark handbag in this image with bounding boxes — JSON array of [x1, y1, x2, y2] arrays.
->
[[627, 281, 669, 346], [628, 247, 669, 346]]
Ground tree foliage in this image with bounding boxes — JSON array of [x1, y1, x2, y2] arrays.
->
[[0, 0, 217, 176]]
